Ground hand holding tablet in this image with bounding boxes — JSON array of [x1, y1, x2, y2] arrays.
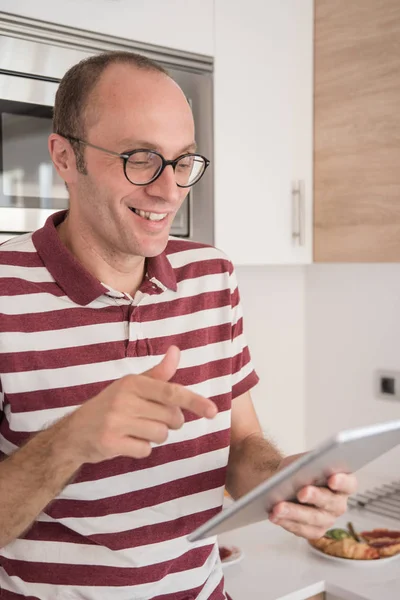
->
[[188, 419, 400, 542]]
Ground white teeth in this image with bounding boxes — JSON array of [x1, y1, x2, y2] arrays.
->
[[133, 208, 167, 222]]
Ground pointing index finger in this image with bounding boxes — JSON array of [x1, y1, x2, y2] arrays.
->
[[163, 382, 218, 418], [134, 376, 218, 419]]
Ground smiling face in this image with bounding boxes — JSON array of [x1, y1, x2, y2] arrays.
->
[[55, 63, 195, 259]]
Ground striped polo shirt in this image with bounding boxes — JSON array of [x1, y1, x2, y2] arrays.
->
[[0, 210, 258, 600]]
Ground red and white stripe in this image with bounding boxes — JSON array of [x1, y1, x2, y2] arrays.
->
[[0, 215, 258, 600]]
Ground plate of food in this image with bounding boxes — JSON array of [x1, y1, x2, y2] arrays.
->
[[308, 521, 400, 566], [218, 545, 244, 568]]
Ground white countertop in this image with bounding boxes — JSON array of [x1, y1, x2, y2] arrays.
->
[[221, 506, 400, 600]]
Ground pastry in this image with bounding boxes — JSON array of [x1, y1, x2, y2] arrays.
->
[[309, 536, 336, 552], [324, 538, 379, 560]]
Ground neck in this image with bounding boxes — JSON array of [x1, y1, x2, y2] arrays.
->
[[57, 213, 145, 297]]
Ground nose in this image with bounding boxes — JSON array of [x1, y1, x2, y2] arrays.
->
[[145, 164, 182, 206]]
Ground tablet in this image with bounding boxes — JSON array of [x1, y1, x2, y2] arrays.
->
[[188, 419, 400, 542]]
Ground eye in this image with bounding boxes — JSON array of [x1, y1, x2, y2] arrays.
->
[[126, 151, 160, 170], [176, 156, 195, 170]]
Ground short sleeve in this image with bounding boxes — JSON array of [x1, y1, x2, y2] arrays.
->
[[228, 263, 259, 399]]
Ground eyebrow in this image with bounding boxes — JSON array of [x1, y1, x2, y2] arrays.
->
[[119, 139, 198, 154]]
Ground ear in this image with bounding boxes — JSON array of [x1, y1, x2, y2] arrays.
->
[[48, 134, 78, 185]]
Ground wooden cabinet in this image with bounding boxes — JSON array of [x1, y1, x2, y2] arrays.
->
[[0, 0, 214, 56], [314, 0, 400, 262], [214, 0, 313, 265]]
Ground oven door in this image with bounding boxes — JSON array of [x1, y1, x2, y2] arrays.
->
[[0, 72, 68, 234]]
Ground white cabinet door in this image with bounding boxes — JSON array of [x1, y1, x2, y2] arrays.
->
[[0, 0, 214, 56], [214, 0, 313, 265]]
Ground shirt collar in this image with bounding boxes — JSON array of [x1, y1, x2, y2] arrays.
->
[[32, 210, 177, 306]]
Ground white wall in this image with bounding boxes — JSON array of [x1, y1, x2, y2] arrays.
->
[[238, 263, 400, 487], [236, 266, 306, 456], [305, 264, 400, 484]]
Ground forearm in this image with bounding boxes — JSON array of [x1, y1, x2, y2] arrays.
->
[[0, 417, 83, 548], [226, 432, 284, 499]]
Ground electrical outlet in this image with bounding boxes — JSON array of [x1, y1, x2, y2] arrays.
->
[[376, 370, 400, 401]]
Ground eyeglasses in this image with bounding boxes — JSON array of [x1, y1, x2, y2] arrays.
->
[[60, 135, 210, 188]]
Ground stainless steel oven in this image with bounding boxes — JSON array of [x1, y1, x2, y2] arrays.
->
[[0, 13, 213, 244]]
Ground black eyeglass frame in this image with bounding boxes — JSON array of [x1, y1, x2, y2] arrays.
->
[[59, 134, 210, 188]]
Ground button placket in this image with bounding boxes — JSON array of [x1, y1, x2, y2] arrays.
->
[[127, 294, 147, 357]]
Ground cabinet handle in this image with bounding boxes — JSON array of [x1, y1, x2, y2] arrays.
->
[[292, 180, 305, 246]]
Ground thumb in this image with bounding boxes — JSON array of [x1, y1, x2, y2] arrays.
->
[[144, 345, 181, 382]]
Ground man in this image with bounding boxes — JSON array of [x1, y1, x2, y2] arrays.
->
[[0, 51, 356, 599]]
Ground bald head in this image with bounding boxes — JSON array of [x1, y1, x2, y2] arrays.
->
[[86, 63, 194, 148], [53, 50, 191, 170], [78, 62, 195, 170]]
